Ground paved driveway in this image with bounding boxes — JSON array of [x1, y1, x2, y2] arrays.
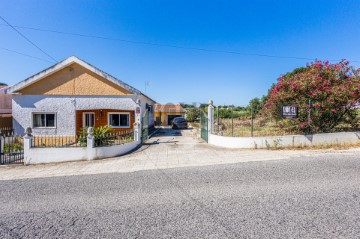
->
[[0, 127, 358, 180]]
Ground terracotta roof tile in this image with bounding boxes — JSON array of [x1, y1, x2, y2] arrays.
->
[[154, 104, 185, 113]]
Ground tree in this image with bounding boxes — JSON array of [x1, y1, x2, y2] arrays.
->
[[247, 97, 262, 116], [0, 82, 7, 86], [262, 60, 360, 133], [180, 103, 195, 109], [185, 108, 200, 122]]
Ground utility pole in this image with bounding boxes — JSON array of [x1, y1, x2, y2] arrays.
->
[[144, 81, 150, 93]]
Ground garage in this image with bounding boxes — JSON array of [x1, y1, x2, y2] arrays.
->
[[167, 115, 183, 125], [154, 104, 186, 126]]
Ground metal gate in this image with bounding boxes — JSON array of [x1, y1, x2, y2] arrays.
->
[[200, 110, 208, 143], [141, 109, 149, 143], [0, 133, 24, 165]]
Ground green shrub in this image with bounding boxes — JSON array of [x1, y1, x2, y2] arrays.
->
[[78, 125, 114, 146], [186, 108, 200, 122], [4, 143, 23, 153]]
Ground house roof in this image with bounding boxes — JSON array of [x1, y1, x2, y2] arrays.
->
[[6, 56, 156, 103], [155, 104, 186, 113], [0, 85, 9, 93]]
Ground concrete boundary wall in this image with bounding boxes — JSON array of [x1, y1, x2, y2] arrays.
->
[[24, 147, 87, 164], [93, 141, 140, 160], [208, 131, 360, 149], [23, 140, 141, 165]]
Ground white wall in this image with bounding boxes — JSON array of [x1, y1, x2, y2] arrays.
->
[[24, 140, 141, 165], [139, 95, 155, 127], [93, 141, 140, 160], [24, 147, 88, 164], [208, 132, 360, 149]]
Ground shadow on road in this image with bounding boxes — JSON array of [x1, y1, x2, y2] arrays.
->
[[152, 128, 184, 138]]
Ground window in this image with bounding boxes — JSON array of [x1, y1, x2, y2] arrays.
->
[[33, 113, 56, 128], [108, 113, 130, 128], [83, 113, 95, 127]]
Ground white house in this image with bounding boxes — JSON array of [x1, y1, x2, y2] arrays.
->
[[7, 56, 155, 136]]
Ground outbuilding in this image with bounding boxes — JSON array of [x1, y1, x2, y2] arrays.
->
[[154, 104, 186, 126]]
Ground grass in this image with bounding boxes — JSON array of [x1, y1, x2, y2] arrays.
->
[[214, 118, 300, 137], [214, 115, 360, 137], [267, 141, 360, 151], [189, 122, 200, 129]]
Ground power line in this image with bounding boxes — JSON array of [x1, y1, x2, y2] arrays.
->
[[0, 47, 54, 63], [1, 23, 357, 63], [0, 16, 57, 62]]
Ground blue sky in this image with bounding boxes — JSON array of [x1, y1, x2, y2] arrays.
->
[[1, 0, 359, 105]]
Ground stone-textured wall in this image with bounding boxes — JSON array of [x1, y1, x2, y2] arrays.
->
[[12, 95, 140, 135]]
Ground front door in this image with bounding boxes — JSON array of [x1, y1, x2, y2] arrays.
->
[[83, 112, 95, 127]]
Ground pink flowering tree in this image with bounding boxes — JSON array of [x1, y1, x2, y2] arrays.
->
[[262, 60, 360, 133]]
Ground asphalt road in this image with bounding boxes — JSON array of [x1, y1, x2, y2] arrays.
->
[[1, 153, 360, 238]]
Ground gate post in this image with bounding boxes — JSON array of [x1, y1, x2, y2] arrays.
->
[[135, 99, 142, 142], [87, 127, 96, 160], [135, 99, 142, 125], [208, 100, 214, 135], [133, 122, 141, 142], [23, 127, 33, 165]]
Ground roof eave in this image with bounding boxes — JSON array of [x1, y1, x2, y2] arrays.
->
[[6, 56, 141, 95]]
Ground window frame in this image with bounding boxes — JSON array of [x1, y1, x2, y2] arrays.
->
[[82, 112, 95, 128], [107, 112, 131, 128], [32, 112, 57, 129]]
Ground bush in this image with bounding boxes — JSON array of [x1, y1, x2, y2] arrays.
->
[[262, 60, 360, 133], [78, 125, 114, 146], [215, 108, 249, 119], [4, 143, 23, 153], [186, 108, 200, 122]]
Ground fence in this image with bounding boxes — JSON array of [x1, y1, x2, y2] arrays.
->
[[206, 103, 360, 149], [142, 109, 149, 143], [0, 127, 14, 135], [212, 106, 360, 137], [200, 110, 208, 142], [32, 135, 83, 148], [0, 131, 24, 165], [30, 131, 135, 148], [94, 130, 134, 147], [23, 128, 140, 164]]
